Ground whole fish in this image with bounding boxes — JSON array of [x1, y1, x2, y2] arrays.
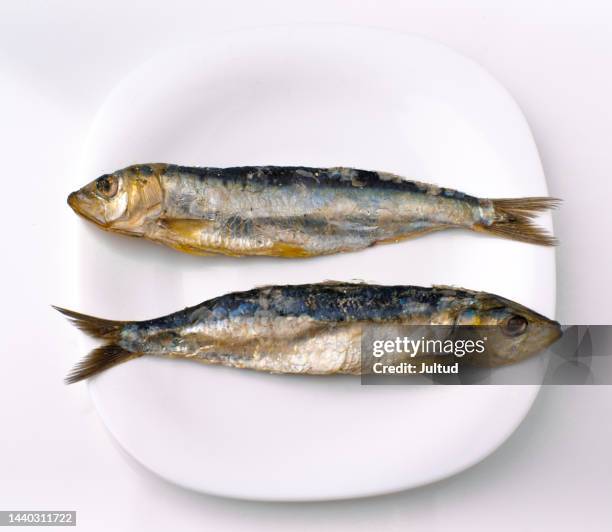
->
[[67, 164, 559, 257], [56, 282, 561, 383]]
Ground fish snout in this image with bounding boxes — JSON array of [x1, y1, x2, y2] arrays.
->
[[67, 191, 79, 210], [548, 320, 563, 344], [531, 319, 563, 355], [67, 189, 103, 224], [67, 190, 89, 217]]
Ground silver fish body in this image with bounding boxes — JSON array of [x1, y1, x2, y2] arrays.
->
[[67, 164, 558, 256], [57, 282, 562, 383], [154, 165, 485, 256]]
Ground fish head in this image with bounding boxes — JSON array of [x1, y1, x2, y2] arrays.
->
[[456, 292, 562, 365], [67, 164, 165, 235]]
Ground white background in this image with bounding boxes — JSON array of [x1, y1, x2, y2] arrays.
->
[[0, 1, 611, 530]]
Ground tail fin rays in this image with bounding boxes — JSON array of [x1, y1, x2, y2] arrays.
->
[[477, 197, 560, 246], [53, 306, 140, 384], [52, 306, 126, 340], [64, 344, 140, 384]]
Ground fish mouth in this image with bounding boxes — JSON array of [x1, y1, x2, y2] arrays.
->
[[67, 191, 104, 225], [67, 191, 80, 212], [533, 320, 563, 354], [549, 320, 563, 344]]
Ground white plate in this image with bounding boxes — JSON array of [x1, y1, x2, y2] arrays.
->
[[74, 26, 555, 500]]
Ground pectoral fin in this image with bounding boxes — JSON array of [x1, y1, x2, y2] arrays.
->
[[151, 218, 219, 256]]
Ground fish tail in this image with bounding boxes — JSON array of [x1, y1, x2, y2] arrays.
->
[[53, 306, 140, 384], [477, 197, 561, 246], [64, 344, 140, 384]]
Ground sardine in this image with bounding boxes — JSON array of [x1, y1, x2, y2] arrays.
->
[[56, 282, 562, 383], [67, 164, 559, 257]]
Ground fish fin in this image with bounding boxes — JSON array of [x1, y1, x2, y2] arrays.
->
[[375, 225, 447, 245], [64, 344, 142, 384], [262, 242, 314, 258], [53, 306, 140, 384], [477, 197, 560, 246], [432, 284, 476, 294], [154, 218, 221, 256], [52, 306, 126, 340]]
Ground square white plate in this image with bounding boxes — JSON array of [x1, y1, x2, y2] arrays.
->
[[71, 25, 555, 500]]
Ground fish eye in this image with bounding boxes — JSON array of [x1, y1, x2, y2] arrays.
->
[[95, 175, 118, 198], [503, 315, 528, 337]]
